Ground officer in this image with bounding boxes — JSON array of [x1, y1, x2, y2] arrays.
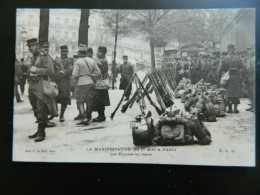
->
[[245, 46, 255, 112], [26, 38, 56, 142], [119, 55, 134, 101], [217, 44, 244, 113], [54, 45, 73, 122]]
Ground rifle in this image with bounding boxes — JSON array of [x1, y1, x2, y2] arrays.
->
[[135, 74, 163, 115], [121, 74, 148, 113], [111, 73, 136, 119]]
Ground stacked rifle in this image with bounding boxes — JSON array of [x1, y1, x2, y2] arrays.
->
[[111, 68, 177, 119]]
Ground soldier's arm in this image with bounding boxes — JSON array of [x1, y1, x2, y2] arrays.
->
[[62, 58, 74, 76], [35, 56, 54, 76], [72, 61, 80, 78], [91, 61, 101, 80]]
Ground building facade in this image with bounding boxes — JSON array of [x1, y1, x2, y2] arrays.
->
[[15, 9, 151, 65]]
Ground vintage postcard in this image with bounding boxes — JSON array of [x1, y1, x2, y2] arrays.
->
[[13, 8, 255, 166]]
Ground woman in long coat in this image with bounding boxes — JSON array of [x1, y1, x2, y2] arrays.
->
[[217, 44, 244, 113], [92, 46, 110, 122]]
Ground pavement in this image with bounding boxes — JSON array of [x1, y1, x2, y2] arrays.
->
[[13, 72, 255, 166]]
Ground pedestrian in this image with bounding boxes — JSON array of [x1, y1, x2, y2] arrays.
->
[[217, 44, 244, 114], [14, 59, 23, 103], [119, 55, 134, 101], [245, 46, 255, 112], [92, 46, 111, 122], [72, 45, 101, 125], [26, 38, 57, 142], [54, 45, 73, 122], [19, 58, 28, 95]]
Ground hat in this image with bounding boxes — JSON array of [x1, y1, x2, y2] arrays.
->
[[86, 47, 93, 54], [227, 44, 235, 50], [98, 46, 107, 55], [78, 44, 87, 52], [123, 55, 128, 59], [40, 41, 49, 48], [26, 38, 38, 46], [60, 45, 68, 51]]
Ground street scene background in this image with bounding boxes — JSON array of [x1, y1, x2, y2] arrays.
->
[[13, 8, 255, 166]]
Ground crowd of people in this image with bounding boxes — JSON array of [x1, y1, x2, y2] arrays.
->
[[14, 39, 255, 143], [14, 38, 134, 142]]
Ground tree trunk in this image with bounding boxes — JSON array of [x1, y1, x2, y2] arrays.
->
[[78, 9, 90, 46], [112, 10, 119, 89], [150, 38, 156, 70], [38, 9, 49, 45]]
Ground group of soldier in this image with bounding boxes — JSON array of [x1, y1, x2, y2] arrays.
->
[[164, 44, 255, 113], [14, 39, 254, 143], [15, 38, 134, 142]]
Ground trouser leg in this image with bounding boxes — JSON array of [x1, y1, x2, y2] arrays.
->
[[60, 104, 67, 117], [15, 84, 21, 102]]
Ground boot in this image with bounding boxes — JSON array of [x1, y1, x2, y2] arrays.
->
[[28, 131, 38, 139], [35, 123, 46, 142], [74, 114, 83, 120], [60, 116, 65, 122], [93, 110, 106, 122], [233, 104, 239, 114], [59, 104, 67, 122], [226, 104, 232, 113], [76, 118, 90, 125], [46, 121, 57, 127]]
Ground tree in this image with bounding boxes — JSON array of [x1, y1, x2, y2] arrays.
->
[[78, 9, 90, 46], [100, 10, 130, 88], [38, 9, 49, 44], [130, 10, 171, 69]]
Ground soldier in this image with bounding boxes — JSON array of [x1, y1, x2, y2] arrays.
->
[[201, 55, 212, 80], [92, 46, 111, 122], [245, 46, 255, 112], [119, 55, 134, 101], [206, 54, 220, 86], [174, 57, 183, 84], [182, 57, 190, 79], [26, 38, 56, 142], [19, 58, 28, 95], [190, 55, 202, 84], [217, 44, 244, 114], [54, 45, 73, 122], [73, 45, 101, 126]]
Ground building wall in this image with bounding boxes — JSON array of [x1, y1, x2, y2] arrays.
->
[[16, 9, 151, 65], [220, 9, 255, 52]]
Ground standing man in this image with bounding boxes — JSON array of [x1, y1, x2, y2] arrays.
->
[[19, 58, 28, 95], [245, 46, 255, 112], [26, 38, 56, 142], [14, 59, 23, 103], [218, 44, 244, 114], [73, 45, 101, 126], [54, 45, 73, 122], [119, 55, 134, 101]]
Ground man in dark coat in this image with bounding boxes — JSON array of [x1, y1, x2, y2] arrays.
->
[[217, 44, 244, 113], [190, 55, 202, 84], [206, 55, 220, 86], [119, 55, 134, 101], [14, 59, 23, 103], [92, 46, 111, 122], [54, 45, 73, 122], [19, 58, 28, 95], [26, 38, 56, 142], [245, 46, 255, 112]]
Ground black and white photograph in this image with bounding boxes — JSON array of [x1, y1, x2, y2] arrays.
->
[[13, 8, 255, 166]]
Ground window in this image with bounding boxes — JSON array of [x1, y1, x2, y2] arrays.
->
[[72, 32, 76, 39], [55, 46, 59, 52], [64, 31, 69, 38]]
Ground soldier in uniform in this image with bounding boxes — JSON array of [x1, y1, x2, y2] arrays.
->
[[54, 45, 73, 122], [26, 38, 56, 142], [19, 58, 28, 95], [245, 46, 255, 112], [217, 44, 244, 113], [92, 46, 111, 122], [182, 57, 190, 79], [190, 55, 202, 84], [73, 45, 101, 125], [206, 54, 220, 86], [119, 55, 134, 101], [201, 55, 212, 80], [174, 57, 183, 85]]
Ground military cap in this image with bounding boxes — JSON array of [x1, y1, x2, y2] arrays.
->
[[26, 38, 38, 46], [60, 45, 68, 51], [227, 44, 235, 50], [78, 44, 87, 52], [98, 46, 107, 55], [86, 47, 93, 54], [123, 55, 128, 59]]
